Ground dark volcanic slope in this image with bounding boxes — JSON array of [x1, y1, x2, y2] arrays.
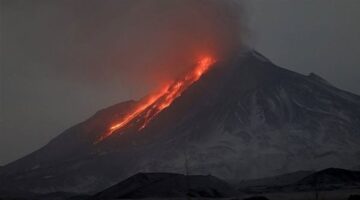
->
[[1, 50, 360, 193]]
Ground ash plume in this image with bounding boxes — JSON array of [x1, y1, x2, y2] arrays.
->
[[63, 0, 247, 95]]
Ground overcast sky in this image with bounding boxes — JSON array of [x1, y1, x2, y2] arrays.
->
[[1, 0, 360, 165]]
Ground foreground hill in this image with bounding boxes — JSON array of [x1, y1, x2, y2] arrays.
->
[[93, 173, 236, 199], [239, 168, 360, 194]]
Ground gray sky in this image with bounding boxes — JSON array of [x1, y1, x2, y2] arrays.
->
[[1, 0, 360, 165]]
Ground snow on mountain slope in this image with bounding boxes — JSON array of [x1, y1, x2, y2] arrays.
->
[[1, 50, 359, 193]]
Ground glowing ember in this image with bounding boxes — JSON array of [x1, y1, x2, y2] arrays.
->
[[96, 56, 215, 143]]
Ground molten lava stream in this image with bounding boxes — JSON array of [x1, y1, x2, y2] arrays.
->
[[96, 56, 215, 143]]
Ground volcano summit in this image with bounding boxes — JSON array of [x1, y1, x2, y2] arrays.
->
[[1, 50, 360, 193]]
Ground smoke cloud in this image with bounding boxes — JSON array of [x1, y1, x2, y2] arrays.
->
[[59, 0, 246, 93]]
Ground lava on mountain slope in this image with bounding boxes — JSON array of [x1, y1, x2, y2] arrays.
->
[[96, 56, 216, 143]]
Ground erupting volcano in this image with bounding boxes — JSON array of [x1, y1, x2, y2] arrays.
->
[[1, 50, 360, 194], [97, 56, 216, 142]]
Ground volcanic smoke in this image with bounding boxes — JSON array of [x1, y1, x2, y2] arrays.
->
[[96, 56, 216, 142]]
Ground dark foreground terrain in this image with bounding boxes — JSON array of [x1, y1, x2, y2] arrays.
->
[[1, 168, 360, 200]]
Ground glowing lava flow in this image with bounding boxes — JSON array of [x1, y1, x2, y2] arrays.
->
[[96, 56, 215, 143]]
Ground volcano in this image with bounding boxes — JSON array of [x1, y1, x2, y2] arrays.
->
[[1, 50, 360, 194]]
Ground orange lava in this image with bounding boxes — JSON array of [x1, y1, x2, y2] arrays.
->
[[96, 56, 215, 143]]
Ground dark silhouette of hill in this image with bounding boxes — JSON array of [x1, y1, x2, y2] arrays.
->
[[92, 173, 236, 199], [239, 168, 360, 193]]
